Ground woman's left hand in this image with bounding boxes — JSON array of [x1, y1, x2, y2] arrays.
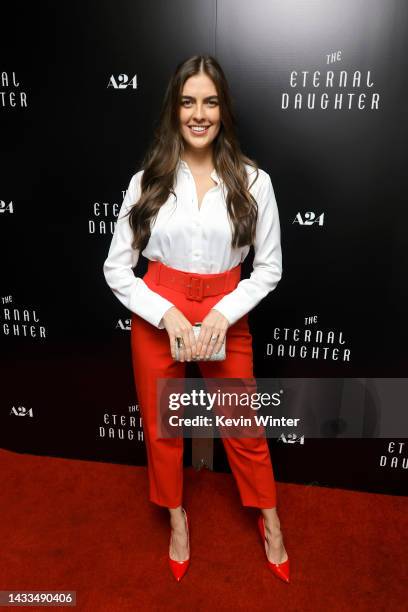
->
[[196, 309, 230, 359]]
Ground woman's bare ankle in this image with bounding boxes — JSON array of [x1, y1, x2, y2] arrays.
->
[[168, 506, 189, 561], [168, 506, 187, 531]]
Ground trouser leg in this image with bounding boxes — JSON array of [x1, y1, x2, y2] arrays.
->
[[130, 312, 185, 508], [198, 314, 277, 508]]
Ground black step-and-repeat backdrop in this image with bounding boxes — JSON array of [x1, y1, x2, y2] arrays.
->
[[1, 1, 407, 496]]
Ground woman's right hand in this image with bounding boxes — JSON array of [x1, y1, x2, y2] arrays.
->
[[162, 307, 197, 361]]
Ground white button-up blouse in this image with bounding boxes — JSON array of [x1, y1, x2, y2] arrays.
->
[[103, 159, 282, 329]]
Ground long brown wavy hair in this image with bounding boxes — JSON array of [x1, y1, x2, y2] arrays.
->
[[124, 54, 260, 251]]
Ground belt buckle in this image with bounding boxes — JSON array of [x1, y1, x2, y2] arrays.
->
[[186, 275, 204, 301]]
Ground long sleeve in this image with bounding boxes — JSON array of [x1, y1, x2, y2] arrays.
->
[[212, 172, 282, 326], [103, 172, 175, 329]]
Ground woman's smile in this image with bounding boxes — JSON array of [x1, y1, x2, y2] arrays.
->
[[188, 124, 212, 136]]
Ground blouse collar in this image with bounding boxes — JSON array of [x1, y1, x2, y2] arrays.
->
[[177, 158, 223, 186]]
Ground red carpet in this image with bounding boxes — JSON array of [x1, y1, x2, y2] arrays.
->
[[1, 448, 406, 611]]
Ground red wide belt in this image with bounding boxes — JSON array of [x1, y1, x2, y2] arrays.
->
[[148, 260, 241, 301]]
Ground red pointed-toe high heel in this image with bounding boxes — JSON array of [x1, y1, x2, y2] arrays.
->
[[257, 514, 290, 583], [168, 507, 190, 582]]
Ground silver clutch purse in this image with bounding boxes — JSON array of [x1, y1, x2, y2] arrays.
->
[[175, 323, 226, 361]]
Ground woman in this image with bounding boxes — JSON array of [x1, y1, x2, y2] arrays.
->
[[103, 55, 289, 583]]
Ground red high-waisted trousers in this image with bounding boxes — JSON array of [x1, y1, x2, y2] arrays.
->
[[130, 260, 277, 509]]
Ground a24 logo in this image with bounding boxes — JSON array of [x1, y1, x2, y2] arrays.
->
[[278, 433, 305, 444], [293, 211, 324, 226], [10, 405, 34, 417], [108, 74, 138, 89], [0, 201, 14, 214]]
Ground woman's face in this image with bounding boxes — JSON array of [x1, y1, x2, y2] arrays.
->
[[179, 73, 221, 152]]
